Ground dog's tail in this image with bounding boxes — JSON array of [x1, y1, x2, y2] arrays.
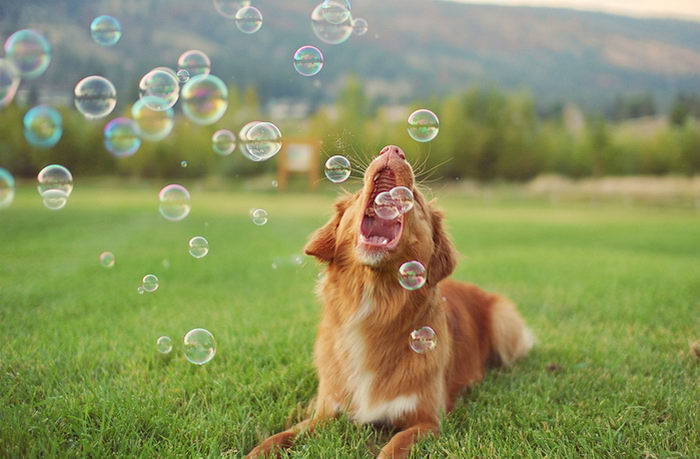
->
[[490, 297, 535, 366]]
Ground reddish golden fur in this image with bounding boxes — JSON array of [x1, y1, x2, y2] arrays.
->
[[247, 146, 533, 458]]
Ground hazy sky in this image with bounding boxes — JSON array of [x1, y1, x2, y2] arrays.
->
[[450, 0, 700, 21]]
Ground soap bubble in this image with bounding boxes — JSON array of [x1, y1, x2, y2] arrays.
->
[[0, 59, 20, 107], [37, 164, 73, 197], [176, 69, 190, 83], [177, 50, 211, 78], [374, 191, 399, 220], [293, 46, 324, 77], [324, 155, 351, 183], [407, 109, 439, 143], [390, 186, 414, 214], [74, 76, 117, 120], [409, 326, 437, 354], [181, 74, 228, 125], [235, 6, 263, 34], [311, 3, 352, 45], [139, 69, 179, 111], [271, 180, 278, 188], [251, 208, 268, 226], [213, 0, 250, 18], [23, 105, 62, 148], [0, 168, 16, 209], [244, 122, 282, 160], [399, 260, 427, 290], [104, 117, 141, 157], [321, 0, 351, 24], [131, 96, 174, 141], [137, 286, 145, 295], [142, 274, 159, 293], [238, 121, 263, 161], [183, 328, 216, 365], [212, 129, 236, 156], [180, 160, 188, 168], [352, 18, 368, 36], [90, 15, 121, 46], [4, 29, 51, 79], [42, 190, 68, 210], [159, 184, 191, 221], [188, 236, 209, 258], [156, 336, 172, 354], [99, 251, 115, 268]]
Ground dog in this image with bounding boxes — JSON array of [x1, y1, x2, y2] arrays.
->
[[247, 145, 534, 458]]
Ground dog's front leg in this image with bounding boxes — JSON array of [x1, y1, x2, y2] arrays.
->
[[378, 421, 439, 459]]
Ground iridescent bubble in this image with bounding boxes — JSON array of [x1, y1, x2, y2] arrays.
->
[[180, 160, 188, 168], [0, 168, 15, 209], [235, 6, 263, 34], [177, 50, 211, 77], [352, 17, 368, 36], [74, 75, 117, 120], [293, 46, 324, 77], [99, 251, 115, 268], [104, 117, 141, 157], [0, 59, 20, 108], [213, 0, 250, 18], [183, 328, 216, 365], [409, 326, 437, 354], [390, 186, 414, 214], [251, 208, 268, 226], [244, 122, 282, 160], [131, 96, 174, 141], [324, 155, 351, 183], [176, 69, 190, 83], [212, 129, 235, 156], [374, 191, 399, 220], [181, 74, 228, 125], [399, 260, 427, 290], [139, 69, 179, 111], [188, 236, 209, 259], [159, 184, 191, 221], [42, 189, 68, 210], [407, 109, 439, 143], [90, 15, 121, 46], [23, 105, 62, 148], [156, 336, 172, 354], [238, 121, 263, 161], [37, 164, 73, 197], [321, 0, 351, 25], [4, 29, 51, 79], [311, 3, 352, 45], [142, 274, 159, 293]]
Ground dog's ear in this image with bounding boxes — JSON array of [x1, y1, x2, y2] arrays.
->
[[428, 207, 457, 286], [304, 195, 351, 263]]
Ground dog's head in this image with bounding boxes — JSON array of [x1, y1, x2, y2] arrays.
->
[[305, 145, 456, 286]]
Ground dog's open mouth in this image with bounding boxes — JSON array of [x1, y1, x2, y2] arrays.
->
[[359, 168, 403, 250]]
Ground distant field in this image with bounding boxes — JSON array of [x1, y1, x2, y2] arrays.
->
[[1, 186, 699, 457]]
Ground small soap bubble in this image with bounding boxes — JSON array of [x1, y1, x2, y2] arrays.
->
[[352, 17, 368, 36], [177, 50, 211, 78], [407, 109, 439, 143], [390, 186, 414, 214], [181, 74, 228, 125], [188, 236, 209, 258], [156, 336, 172, 354], [374, 191, 400, 220], [4, 29, 51, 79], [213, 0, 251, 18], [0, 59, 20, 107], [23, 105, 62, 148], [324, 155, 351, 183], [176, 69, 190, 83], [321, 0, 352, 24], [42, 189, 68, 210], [183, 328, 216, 365], [244, 122, 282, 160], [137, 286, 145, 295], [291, 255, 304, 266], [99, 251, 115, 268], [37, 164, 73, 197], [399, 261, 427, 290], [0, 168, 15, 209], [142, 274, 159, 293], [251, 208, 268, 226], [293, 46, 324, 77], [131, 96, 174, 141], [311, 3, 352, 45], [104, 117, 141, 157], [235, 6, 263, 34], [271, 180, 278, 188], [180, 160, 188, 168], [139, 69, 179, 111], [90, 15, 121, 46], [159, 184, 191, 221], [212, 129, 236, 156], [409, 326, 437, 354], [74, 75, 117, 120]]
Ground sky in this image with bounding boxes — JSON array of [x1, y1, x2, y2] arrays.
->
[[450, 0, 700, 21]]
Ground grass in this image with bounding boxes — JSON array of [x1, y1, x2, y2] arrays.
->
[[1, 185, 699, 457]]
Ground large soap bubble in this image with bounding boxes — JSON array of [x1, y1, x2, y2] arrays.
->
[[23, 105, 62, 148], [74, 76, 117, 120], [183, 328, 216, 365], [321, 0, 352, 25], [407, 109, 439, 143], [159, 184, 191, 221], [181, 74, 228, 125], [90, 15, 121, 46], [311, 3, 353, 45], [139, 69, 179, 111], [131, 96, 174, 141], [244, 122, 282, 161], [104, 117, 141, 157], [177, 50, 211, 78], [235, 6, 263, 34], [293, 46, 324, 77], [4, 29, 51, 79], [37, 164, 73, 197]]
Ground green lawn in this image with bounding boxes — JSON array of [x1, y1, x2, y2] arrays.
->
[[1, 185, 699, 457]]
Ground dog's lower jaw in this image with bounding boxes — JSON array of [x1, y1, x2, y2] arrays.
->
[[356, 246, 387, 266]]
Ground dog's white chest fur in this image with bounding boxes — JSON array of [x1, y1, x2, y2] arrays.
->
[[335, 287, 418, 424]]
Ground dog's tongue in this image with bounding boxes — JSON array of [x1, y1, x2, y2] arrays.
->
[[361, 215, 399, 239]]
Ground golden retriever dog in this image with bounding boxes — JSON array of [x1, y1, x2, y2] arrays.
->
[[247, 145, 534, 458]]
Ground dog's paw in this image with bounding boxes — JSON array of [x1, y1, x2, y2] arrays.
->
[[245, 431, 296, 458]]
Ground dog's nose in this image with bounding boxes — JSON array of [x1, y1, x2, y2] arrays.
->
[[379, 145, 406, 160]]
